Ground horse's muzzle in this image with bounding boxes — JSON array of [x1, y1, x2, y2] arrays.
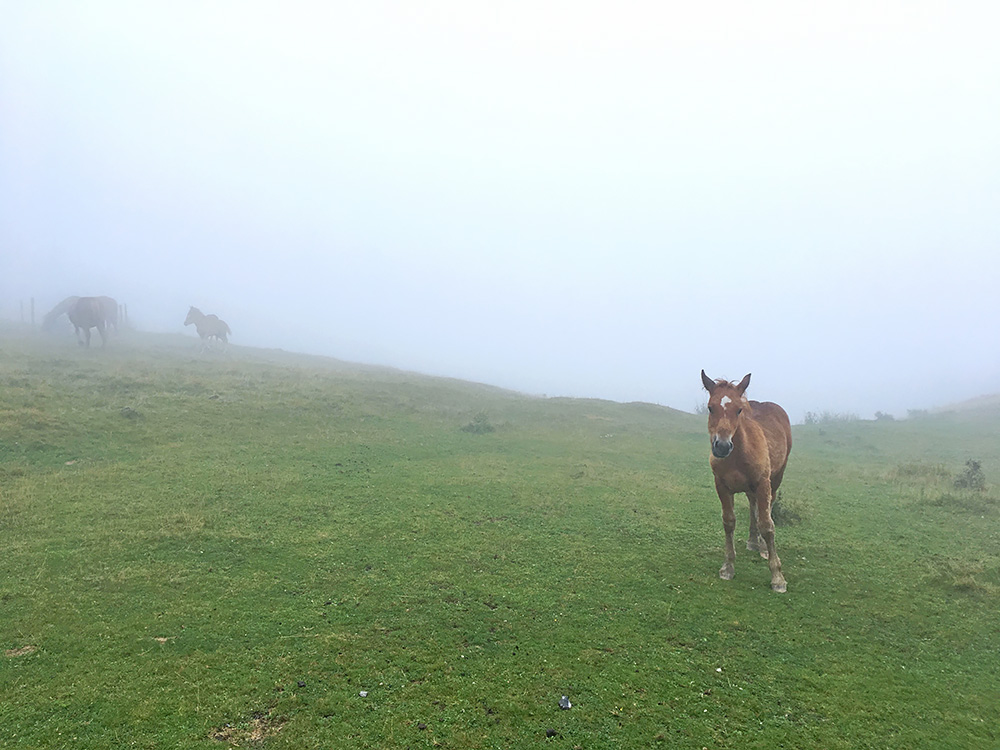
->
[[711, 438, 734, 459]]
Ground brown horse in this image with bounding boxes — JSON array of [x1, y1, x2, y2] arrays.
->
[[701, 371, 792, 593], [184, 306, 231, 346], [68, 297, 109, 348]]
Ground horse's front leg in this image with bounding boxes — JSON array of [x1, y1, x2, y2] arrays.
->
[[715, 478, 736, 581], [746, 497, 768, 558], [754, 481, 786, 593]]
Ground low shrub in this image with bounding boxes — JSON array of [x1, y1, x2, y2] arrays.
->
[[461, 411, 495, 434], [954, 459, 986, 491]]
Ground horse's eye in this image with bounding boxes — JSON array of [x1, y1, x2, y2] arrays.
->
[[707, 406, 714, 414], [737, 408, 743, 415]]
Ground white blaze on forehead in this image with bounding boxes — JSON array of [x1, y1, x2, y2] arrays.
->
[[721, 396, 733, 406]]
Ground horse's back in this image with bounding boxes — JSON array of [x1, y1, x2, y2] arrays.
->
[[208, 315, 231, 339], [192, 312, 230, 342], [69, 297, 104, 327], [750, 400, 792, 469]]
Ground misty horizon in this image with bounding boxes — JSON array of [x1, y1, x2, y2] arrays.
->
[[14, 299, 994, 424], [3, 3, 998, 423]]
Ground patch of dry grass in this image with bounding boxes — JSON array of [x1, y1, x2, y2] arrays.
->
[[210, 711, 286, 745]]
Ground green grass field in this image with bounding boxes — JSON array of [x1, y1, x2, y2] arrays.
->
[[2, 326, 998, 749]]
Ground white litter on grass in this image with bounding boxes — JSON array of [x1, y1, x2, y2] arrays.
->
[[359, 691, 368, 698]]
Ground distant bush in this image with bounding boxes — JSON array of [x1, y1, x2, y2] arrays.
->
[[874, 411, 895, 422], [921, 460, 996, 514], [460, 411, 495, 434], [954, 459, 986, 491]]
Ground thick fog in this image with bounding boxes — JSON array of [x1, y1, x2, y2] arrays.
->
[[2, 3, 998, 421]]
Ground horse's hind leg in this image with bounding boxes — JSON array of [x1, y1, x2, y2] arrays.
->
[[746, 497, 768, 559], [754, 481, 786, 593]]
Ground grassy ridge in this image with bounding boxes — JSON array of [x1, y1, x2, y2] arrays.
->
[[1, 327, 998, 748]]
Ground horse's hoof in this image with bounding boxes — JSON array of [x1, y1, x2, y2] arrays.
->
[[719, 566, 735, 581], [759, 550, 770, 560], [771, 582, 787, 593]]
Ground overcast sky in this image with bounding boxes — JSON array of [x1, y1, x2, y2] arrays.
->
[[2, 1, 998, 420]]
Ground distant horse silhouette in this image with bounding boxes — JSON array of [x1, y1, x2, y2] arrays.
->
[[68, 297, 110, 348], [44, 295, 119, 344], [184, 306, 231, 346], [701, 371, 792, 593]]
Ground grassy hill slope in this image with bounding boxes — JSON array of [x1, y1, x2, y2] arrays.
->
[[1, 327, 998, 748]]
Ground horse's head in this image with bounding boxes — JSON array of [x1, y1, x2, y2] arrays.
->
[[184, 307, 200, 326], [701, 370, 752, 459]]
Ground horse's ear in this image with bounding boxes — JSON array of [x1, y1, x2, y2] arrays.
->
[[737, 373, 751, 394], [701, 370, 715, 392]]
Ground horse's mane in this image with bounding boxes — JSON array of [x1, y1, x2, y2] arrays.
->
[[709, 378, 740, 391]]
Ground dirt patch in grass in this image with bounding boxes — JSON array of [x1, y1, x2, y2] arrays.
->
[[211, 711, 286, 745], [5, 645, 37, 657]]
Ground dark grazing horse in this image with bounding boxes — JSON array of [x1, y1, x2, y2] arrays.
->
[[184, 306, 231, 346], [68, 297, 110, 348], [701, 371, 793, 593], [43, 296, 118, 336]]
